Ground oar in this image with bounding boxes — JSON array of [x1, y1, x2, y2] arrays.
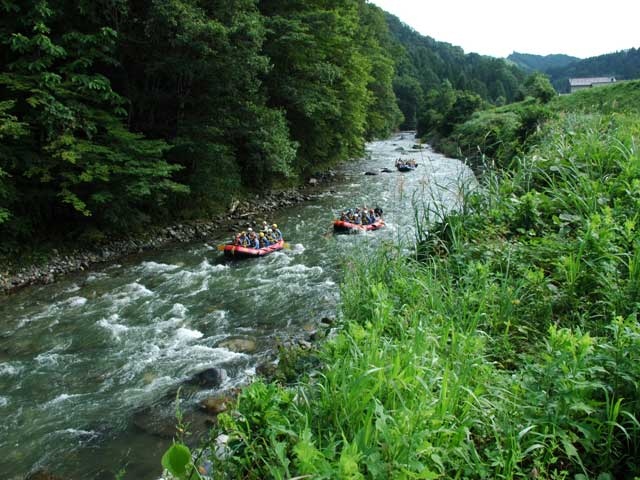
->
[[217, 244, 227, 251]]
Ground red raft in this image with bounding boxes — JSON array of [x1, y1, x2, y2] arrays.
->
[[222, 239, 285, 258], [333, 219, 385, 233]]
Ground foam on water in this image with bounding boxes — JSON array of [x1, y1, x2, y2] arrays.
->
[[276, 264, 323, 275], [57, 428, 98, 439], [64, 283, 81, 293], [63, 296, 88, 307], [44, 393, 85, 407], [0, 362, 23, 377], [0, 396, 9, 407], [35, 352, 64, 366], [169, 303, 187, 318], [291, 243, 306, 254], [101, 282, 154, 312], [174, 327, 204, 341], [85, 272, 109, 283], [138, 261, 179, 273], [97, 315, 130, 339], [209, 263, 230, 273]]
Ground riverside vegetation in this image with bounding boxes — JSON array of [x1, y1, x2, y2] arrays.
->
[[161, 81, 640, 478], [0, 0, 526, 270]]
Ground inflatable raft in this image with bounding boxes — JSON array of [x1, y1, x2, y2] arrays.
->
[[221, 239, 285, 258], [397, 164, 416, 172], [333, 219, 385, 233]]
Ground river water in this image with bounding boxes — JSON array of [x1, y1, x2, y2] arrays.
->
[[0, 133, 475, 479]]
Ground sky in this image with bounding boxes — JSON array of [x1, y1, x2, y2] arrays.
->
[[368, 0, 640, 59]]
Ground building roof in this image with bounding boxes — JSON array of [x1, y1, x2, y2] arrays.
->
[[569, 77, 616, 86]]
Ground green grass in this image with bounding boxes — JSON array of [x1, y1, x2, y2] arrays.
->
[[553, 80, 640, 115], [161, 89, 640, 480]]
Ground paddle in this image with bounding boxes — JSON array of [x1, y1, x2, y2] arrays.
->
[[216, 244, 227, 251]]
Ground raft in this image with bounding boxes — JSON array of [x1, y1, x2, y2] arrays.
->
[[333, 219, 385, 233], [397, 164, 416, 172], [222, 239, 285, 258]]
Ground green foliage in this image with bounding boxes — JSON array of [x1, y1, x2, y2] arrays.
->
[[545, 47, 640, 93], [0, 0, 186, 241], [417, 81, 487, 139], [258, 0, 383, 173], [385, 13, 527, 128], [507, 52, 580, 73], [162, 443, 193, 479], [552, 79, 640, 114], [521, 72, 557, 103], [1, 0, 410, 246], [201, 108, 640, 479]]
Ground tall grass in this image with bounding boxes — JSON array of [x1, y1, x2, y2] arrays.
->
[[161, 111, 640, 479]]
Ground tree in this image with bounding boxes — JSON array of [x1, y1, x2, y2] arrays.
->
[[0, 0, 186, 240], [259, 0, 377, 172], [521, 72, 557, 103]]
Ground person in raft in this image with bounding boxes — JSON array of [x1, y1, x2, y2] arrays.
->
[[259, 232, 271, 248], [234, 231, 249, 247], [247, 231, 260, 249], [232, 222, 282, 248], [337, 206, 383, 225], [270, 224, 282, 241]]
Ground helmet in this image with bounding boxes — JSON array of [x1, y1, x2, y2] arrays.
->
[[259, 232, 264, 237], [272, 224, 277, 229], [247, 227, 253, 232]]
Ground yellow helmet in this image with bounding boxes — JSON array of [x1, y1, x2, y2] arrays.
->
[[272, 224, 278, 229], [259, 232, 264, 237]]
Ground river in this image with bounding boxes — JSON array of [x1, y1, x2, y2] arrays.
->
[[0, 133, 475, 479]]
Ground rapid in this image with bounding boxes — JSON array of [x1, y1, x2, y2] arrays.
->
[[0, 133, 475, 479]]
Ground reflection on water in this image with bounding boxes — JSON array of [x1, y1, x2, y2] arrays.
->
[[0, 133, 475, 479]]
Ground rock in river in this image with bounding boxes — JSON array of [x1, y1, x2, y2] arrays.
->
[[218, 337, 257, 353]]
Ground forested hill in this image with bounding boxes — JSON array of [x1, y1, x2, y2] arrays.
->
[[545, 47, 640, 92], [0, 0, 404, 249], [507, 52, 580, 73], [0, 0, 529, 251], [385, 13, 527, 129]]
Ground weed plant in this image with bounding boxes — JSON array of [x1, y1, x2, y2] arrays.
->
[[162, 109, 640, 479]]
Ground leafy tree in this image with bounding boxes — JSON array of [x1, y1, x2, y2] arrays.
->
[[259, 0, 376, 173], [521, 72, 557, 103], [357, 2, 403, 139], [0, 0, 185, 240]]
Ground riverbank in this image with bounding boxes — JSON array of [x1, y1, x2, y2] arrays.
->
[[0, 174, 337, 295], [186, 111, 640, 479]]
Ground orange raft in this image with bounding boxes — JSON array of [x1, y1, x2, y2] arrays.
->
[[333, 219, 385, 233], [222, 239, 285, 258]]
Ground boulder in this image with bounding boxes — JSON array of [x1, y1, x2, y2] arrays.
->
[[218, 337, 257, 353], [191, 367, 228, 388], [200, 396, 229, 415]]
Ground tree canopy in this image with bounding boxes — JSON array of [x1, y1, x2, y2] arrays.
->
[[0, 0, 529, 248]]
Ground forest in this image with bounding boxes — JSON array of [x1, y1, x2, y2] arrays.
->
[[509, 48, 640, 93], [0, 0, 529, 254]]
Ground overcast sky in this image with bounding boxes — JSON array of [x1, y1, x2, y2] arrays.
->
[[368, 0, 639, 59]]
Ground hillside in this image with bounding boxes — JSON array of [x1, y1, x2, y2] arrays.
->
[[507, 51, 580, 72], [383, 12, 527, 128], [546, 48, 640, 92], [552, 78, 640, 113]]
